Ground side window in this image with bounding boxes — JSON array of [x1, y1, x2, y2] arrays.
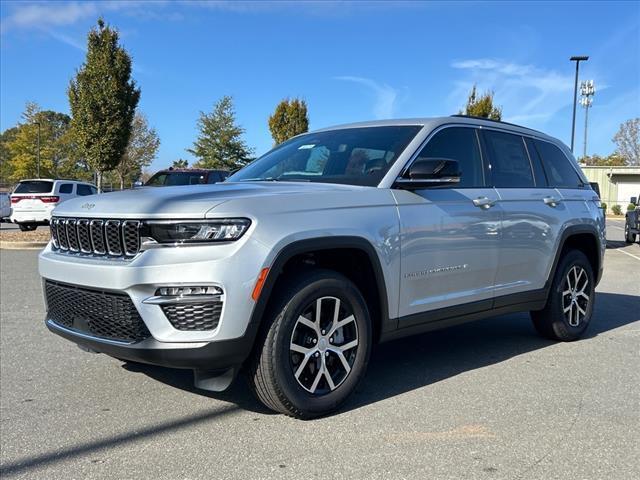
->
[[484, 131, 535, 188], [207, 173, 219, 184], [534, 140, 583, 188], [76, 184, 94, 196], [58, 183, 74, 194], [416, 127, 484, 187]]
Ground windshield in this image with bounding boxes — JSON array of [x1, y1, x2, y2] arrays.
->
[[146, 172, 206, 186], [14, 181, 54, 194], [229, 126, 422, 187]]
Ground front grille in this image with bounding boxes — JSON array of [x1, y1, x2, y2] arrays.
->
[[45, 280, 151, 343], [51, 217, 140, 258], [162, 302, 222, 331]]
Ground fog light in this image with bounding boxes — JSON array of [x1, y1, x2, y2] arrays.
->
[[156, 286, 223, 297]]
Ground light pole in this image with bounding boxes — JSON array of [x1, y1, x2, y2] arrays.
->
[[570, 55, 589, 152], [579, 80, 595, 160], [34, 121, 41, 178]]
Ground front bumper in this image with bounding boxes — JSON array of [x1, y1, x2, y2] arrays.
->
[[46, 318, 258, 370]]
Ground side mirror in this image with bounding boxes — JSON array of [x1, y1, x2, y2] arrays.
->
[[631, 196, 638, 205], [395, 158, 460, 189]]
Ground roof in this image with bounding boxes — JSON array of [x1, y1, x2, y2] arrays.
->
[[312, 115, 556, 142], [18, 178, 94, 184]]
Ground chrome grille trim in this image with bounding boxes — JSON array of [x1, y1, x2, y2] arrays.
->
[[122, 220, 141, 256], [90, 219, 106, 255], [51, 217, 141, 259], [77, 219, 92, 253], [66, 219, 80, 252], [105, 220, 123, 256]]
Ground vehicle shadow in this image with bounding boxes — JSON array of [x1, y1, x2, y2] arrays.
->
[[124, 292, 639, 417]]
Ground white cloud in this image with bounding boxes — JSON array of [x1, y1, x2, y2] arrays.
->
[[334, 76, 399, 119], [450, 58, 575, 127]]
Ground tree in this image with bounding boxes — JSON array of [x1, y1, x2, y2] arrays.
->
[[612, 118, 639, 166], [172, 158, 189, 168], [115, 113, 159, 189], [4, 102, 87, 182], [0, 126, 19, 184], [268, 98, 309, 145], [187, 96, 253, 169], [460, 85, 502, 120], [581, 153, 627, 166], [68, 18, 140, 190]]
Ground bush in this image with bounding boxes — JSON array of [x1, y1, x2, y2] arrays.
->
[[601, 202, 607, 212], [628, 203, 637, 211], [612, 204, 622, 215]]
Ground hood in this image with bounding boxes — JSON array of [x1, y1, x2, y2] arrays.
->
[[53, 181, 367, 219]]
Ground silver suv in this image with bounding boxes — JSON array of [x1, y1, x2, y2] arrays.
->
[[39, 116, 605, 418]]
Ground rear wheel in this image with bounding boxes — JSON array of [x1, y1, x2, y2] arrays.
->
[[18, 223, 37, 232], [624, 220, 635, 243], [248, 269, 372, 419], [531, 250, 595, 341]]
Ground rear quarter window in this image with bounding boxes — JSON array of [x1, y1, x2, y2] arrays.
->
[[76, 184, 96, 196], [14, 181, 53, 194], [58, 183, 74, 194], [534, 140, 583, 188]]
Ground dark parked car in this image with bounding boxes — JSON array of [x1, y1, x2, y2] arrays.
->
[[625, 194, 639, 243], [144, 168, 229, 187]]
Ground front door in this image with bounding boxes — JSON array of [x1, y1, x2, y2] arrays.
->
[[394, 126, 501, 325]]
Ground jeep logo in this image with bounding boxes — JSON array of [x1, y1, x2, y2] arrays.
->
[[81, 203, 96, 210]]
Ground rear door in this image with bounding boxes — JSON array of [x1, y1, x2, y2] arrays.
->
[[483, 130, 570, 299], [395, 126, 501, 323]]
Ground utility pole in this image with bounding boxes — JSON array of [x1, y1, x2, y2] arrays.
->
[[35, 121, 41, 178], [580, 80, 595, 160], [569, 56, 589, 152]]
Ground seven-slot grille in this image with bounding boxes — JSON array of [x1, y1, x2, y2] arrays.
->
[[51, 217, 140, 257]]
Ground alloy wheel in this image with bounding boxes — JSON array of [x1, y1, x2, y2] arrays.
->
[[562, 265, 590, 327], [289, 296, 359, 395]]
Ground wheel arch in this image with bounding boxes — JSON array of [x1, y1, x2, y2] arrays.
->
[[548, 225, 603, 288], [249, 236, 390, 343]]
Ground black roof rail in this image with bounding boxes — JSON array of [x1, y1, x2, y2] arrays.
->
[[449, 114, 543, 135]]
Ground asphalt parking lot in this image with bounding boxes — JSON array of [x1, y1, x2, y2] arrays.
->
[[1, 219, 638, 480]]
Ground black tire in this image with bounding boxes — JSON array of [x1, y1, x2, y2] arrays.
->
[[624, 220, 635, 244], [248, 269, 372, 419], [18, 223, 37, 232], [531, 250, 595, 341]]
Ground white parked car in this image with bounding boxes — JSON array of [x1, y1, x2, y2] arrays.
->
[[0, 192, 11, 221], [10, 179, 97, 231]]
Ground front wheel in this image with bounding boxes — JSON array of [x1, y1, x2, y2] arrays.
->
[[531, 250, 595, 341], [248, 269, 372, 419]]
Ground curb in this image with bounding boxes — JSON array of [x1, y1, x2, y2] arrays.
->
[[0, 241, 48, 250]]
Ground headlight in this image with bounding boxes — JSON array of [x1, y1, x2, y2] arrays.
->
[[144, 219, 251, 244]]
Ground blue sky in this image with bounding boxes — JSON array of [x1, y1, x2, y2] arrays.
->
[[1, 1, 639, 172]]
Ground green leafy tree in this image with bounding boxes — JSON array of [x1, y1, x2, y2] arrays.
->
[[613, 118, 639, 166], [4, 102, 86, 182], [115, 113, 160, 189], [460, 85, 502, 120], [187, 96, 253, 169], [68, 18, 140, 190], [172, 158, 189, 168], [268, 98, 309, 145], [0, 126, 19, 185]]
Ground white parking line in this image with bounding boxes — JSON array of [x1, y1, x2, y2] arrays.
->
[[609, 226, 624, 231], [615, 248, 640, 261]]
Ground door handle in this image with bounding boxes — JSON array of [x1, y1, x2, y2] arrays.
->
[[472, 197, 496, 209], [543, 196, 562, 207]]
